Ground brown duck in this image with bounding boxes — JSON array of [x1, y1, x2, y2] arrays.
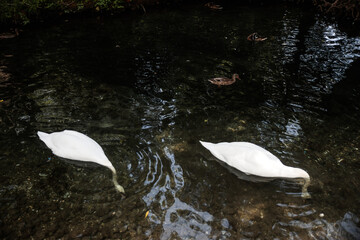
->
[[205, 2, 223, 10], [0, 28, 19, 39], [247, 32, 267, 42], [208, 74, 240, 86]]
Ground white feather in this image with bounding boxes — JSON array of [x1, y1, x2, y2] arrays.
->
[[200, 141, 310, 198], [37, 130, 124, 193]]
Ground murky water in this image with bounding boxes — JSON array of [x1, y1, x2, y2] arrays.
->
[[1, 3, 360, 239]]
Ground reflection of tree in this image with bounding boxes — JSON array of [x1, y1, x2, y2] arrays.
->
[[323, 59, 360, 115], [286, 9, 316, 75], [273, 9, 360, 114], [300, 59, 360, 221], [314, 0, 360, 21]]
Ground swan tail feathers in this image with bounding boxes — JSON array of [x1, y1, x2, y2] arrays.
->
[[199, 141, 213, 150], [37, 131, 50, 143]]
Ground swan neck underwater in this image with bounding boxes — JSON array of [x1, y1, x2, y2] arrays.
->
[[109, 165, 125, 193], [279, 165, 311, 199], [37, 130, 125, 194]]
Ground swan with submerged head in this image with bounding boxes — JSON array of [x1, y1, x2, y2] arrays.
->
[[37, 130, 125, 193], [200, 141, 310, 198]]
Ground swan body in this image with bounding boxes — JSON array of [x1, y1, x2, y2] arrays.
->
[[37, 130, 125, 193], [200, 141, 310, 198], [208, 73, 240, 86]]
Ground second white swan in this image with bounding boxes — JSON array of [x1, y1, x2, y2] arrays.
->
[[200, 141, 310, 198]]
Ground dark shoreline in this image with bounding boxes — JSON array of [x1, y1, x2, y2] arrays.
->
[[0, 1, 359, 33]]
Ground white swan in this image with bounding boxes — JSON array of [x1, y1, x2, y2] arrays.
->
[[37, 130, 125, 193], [199, 141, 310, 198]]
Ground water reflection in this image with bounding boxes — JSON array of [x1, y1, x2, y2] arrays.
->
[[338, 212, 360, 240], [141, 137, 214, 238], [273, 211, 360, 240], [162, 197, 213, 239]]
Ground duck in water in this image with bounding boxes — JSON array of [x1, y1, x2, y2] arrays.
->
[[208, 73, 240, 86], [247, 32, 267, 42]]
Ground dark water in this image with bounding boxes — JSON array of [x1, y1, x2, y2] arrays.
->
[[1, 3, 360, 239]]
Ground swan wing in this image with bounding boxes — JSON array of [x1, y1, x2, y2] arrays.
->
[[38, 130, 113, 169], [220, 142, 282, 163], [200, 141, 285, 177]]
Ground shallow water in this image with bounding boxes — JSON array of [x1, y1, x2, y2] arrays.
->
[[1, 3, 360, 239]]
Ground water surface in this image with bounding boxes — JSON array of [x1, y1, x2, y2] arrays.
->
[[1, 3, 360, 239]]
